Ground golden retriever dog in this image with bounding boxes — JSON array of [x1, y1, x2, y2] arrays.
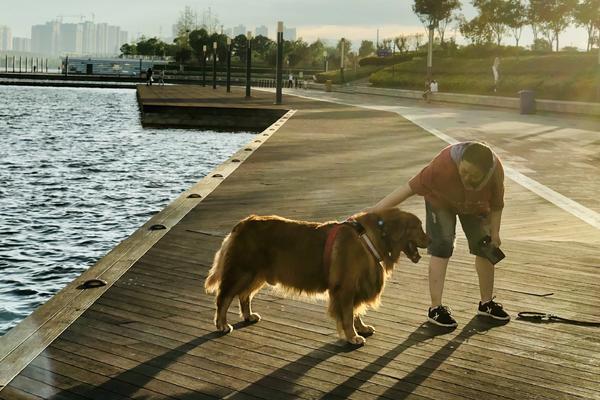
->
[[204, 208, 429, 345]]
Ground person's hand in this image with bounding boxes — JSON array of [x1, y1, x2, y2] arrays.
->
[[490, 232, 501, 247]]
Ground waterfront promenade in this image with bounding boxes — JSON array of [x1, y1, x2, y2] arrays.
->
[[0, 85, 598, 399]]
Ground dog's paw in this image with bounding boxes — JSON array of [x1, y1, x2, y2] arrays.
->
[[217, 323, 233, 333], [357, 325, 375, 336], [347, 335, 366, 346], [245, 313, 261, 323]]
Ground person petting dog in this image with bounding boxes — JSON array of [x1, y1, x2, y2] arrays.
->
[[369, 141, 510, 327]]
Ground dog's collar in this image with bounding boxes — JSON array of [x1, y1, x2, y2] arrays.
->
[[344, 219, 384, 264]]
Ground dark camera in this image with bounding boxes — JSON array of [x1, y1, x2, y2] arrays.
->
[[478, 235, 505, 265]]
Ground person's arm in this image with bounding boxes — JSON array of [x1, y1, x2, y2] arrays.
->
[[489, 209, 502, 247], [370, 183, 415, 212]]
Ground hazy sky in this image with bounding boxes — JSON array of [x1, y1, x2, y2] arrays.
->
[[3, 0, 588, 48]]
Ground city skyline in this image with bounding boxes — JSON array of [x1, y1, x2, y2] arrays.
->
[[1, 1, 590, 52]]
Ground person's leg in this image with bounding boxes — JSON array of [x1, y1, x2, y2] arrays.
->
[[459, 214, 493, 303], [474, 255, 494, 303], [429, 256, 450, 307], [425, 202, 456, 308]]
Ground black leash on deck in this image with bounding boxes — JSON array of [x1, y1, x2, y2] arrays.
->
[[517, 312, 600, 327]]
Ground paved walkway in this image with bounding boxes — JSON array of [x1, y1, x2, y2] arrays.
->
[[281, 87, 600, 233]]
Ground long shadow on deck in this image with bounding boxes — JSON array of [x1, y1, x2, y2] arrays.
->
[[51, 322, 253, 400], [223, 323, 451, 399], [368, 316, 508, 400]]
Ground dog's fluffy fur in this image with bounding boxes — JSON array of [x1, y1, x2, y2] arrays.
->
[[205, 208, 428, 345]]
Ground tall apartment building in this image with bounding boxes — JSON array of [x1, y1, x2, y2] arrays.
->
[[31, 21, 61, 54], [0, 26, 12, 51], [30, 20, 127, 56], [255, 25, 268, 38], [13, 37, 31, 52], [61, 23, 83, 54], [82, 21, 97, 54]]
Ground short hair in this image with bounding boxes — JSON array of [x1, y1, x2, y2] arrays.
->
[[463, 142, 493, 172]]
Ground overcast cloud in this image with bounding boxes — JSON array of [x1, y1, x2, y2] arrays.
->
[[3, 0, 587, 48]]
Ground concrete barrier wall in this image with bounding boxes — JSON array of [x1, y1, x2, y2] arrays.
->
[[307, 83, 600, 117]]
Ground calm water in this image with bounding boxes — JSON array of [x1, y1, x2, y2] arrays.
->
[[0, 86, 254, 335]]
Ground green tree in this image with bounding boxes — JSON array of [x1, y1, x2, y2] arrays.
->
[[472, 0, 511, 46], [136, 37, 167, 56], [232, 34, 248, 63], [394, 36, 409, 54], [527, 0, 545, 42], [531, 38, 552, 51], [120, 43, 137, 56], [505, 0, 527, 47], [175, 46, 192, 64], [538, 0, 577, 51], [189, 28, 210, 62], [459, 15, 493, 45], [286, 38, 310, 66], [413, 0, 461, 29], [308, 39, 327, 67], [253, 35, 276, 61], [573, 0, 600, 51], [359, 40, 375, 57]]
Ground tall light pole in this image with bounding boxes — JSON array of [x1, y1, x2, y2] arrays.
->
[[226, 37, 232, 93], [212, 41, 217, 89], [275, 21, 283, 104], [427, 23, 436, 81], [245, 31, 252, 98], [202, 44, 207, 87], [340, 38, 345, 84]]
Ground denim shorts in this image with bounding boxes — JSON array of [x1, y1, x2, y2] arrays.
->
[[425, 201, 490, 258]]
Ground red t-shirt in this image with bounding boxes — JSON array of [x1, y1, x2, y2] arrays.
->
[[409, 145, 504, 215]]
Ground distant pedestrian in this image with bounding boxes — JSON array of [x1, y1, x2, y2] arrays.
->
[[146, 67, 154, 86], [288, 72, 294, 88], [492, 57, 500, 93], [430, 80, 439, 93], [158, 69, 165, 86]]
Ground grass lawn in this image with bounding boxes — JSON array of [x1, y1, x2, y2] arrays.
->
[[369, 53, 599, 102]]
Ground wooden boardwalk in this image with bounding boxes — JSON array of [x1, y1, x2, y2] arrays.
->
[[1, 85, 599, 399]]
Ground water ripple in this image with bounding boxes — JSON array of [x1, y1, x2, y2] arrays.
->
[[0, 85, 254, 335]]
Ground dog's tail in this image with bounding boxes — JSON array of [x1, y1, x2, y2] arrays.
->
[[205, 229, 236, 294]]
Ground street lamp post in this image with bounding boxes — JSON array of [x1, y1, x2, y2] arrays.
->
[[427, 23, 435, 81], [275, 21, 283, 104], [226, 37, 232, 93], [245, 31, 252, 98], [340, 38, 345, 84], [212, 41, 217, 89], [202, 44, 207, 87]]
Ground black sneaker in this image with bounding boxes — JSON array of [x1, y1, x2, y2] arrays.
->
[[428, 305, 458, 327], [478, 298, 510, 320]]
